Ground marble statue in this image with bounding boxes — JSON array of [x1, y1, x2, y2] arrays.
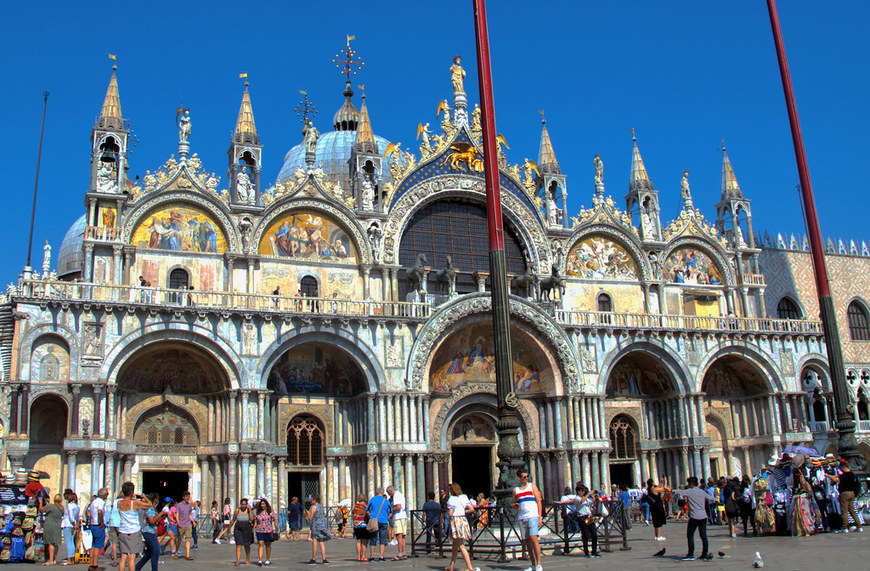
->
[[547, 192, 558, 226], [418, 122, 431, 147], [362, 174, 374, 210], [594, 154, 604, 187], [471, 104, 482, 138], [681, 170, 693, 206], [303, 119, 319, 154], [178, 108, 191, 142], [450, 55, 466, 96], [368, 222, 383, 264], [236, 166, 254, 204], [96, 162, 118, 193], [42, 240, 51, 275]]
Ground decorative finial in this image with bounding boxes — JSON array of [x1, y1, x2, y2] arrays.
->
[[295, 90, 317, 126], [539, 109, 545, 124], [239, 72, 249, 89], [358, 84, 366, 98], [333, 35, 365, 82], [108, 53, 117, 71], [630, 128, 636, 142], [721, 138, 726, 152]]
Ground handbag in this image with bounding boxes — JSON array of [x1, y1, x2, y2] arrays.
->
[[367, 498, 388, 533], [595, 500, 609, 518]]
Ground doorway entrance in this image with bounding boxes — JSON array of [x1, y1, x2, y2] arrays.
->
[[451, 446, 492, 497], [142, 470, 190, 502], [609, 463, 634, 488], [287, 472, 320, 505]]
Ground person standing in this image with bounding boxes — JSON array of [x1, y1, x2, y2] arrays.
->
[[445, 483, 478, 571], [646, 478, 669, 542], [214, 498, 234, 544], [209, 501, 221, 543], [228, 498, 254, 565], [673, 477, 716, 561], [387, 485, 408, 561], [571, 484, 599, 558], [87, 488, 108, 571], [286, 497, 302, 541], [306, 494, 329, 565], [105, 494, 121, 566], [40, 493, 65, 565], [61, 490, 79, 566], [513, 468, 543, 571], [135, 493, 167, 571], [115, 482, 152, 571], [366, 489, 391, 562], [175, 492, 194, 560], [190, 501, 200, 550], [253, 499, 277, 565], [422, 492, 442, 552], [826, 458, 863, 532], [162, 499, 178, 558], [351, 494, 370, 562]]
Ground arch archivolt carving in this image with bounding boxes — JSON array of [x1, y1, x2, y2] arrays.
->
[[433, 388, 536, 450], [125, 394, 206, 444], [28, 389, 72, 411], [121, 191, 239, 252], [100, 323, 243, 389], [252, 199, 369, 265], [695, 344, 783, 394], [598, 341, 692, 395], [565, 224, 651, 281], [382, 175, 549, 271], [18, 324, 80, 382], [662, 237, 735, 287], [407, 294, 578, 393], [604, 407, 643, 436]]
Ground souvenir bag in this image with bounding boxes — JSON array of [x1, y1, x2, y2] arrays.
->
[[595, 499, 609, 518]]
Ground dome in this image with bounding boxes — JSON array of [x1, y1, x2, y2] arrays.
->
[[58, 214, 86, 278], [276, 130, 397, 191]]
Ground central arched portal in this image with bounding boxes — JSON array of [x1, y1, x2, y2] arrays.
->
[[448, 409, 497, 497]]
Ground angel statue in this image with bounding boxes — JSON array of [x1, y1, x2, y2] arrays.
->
[[450, 55, 466, 96], [417, 122, 431, 148], [177, 107, 192, 142]]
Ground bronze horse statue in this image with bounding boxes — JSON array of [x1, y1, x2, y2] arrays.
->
[[513, 268, 538, 298], [404, 253, 428, 292], [539, 263, 565, 301], [434, 255, 457, 295]]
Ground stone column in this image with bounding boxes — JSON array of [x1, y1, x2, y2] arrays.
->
[[277, 458, 287, 509], [91, 451, 101, 495], [199, 457, 209, 504], [650, 451, 659, 482], [600, 451, 610, 491], [106, 387, 116, 440], [122, 456, 133, 482], [19, 387, 30, 436], [700, 448, 711, 482], [579, 399, 588, 439], [104, 452, 115, 490], [377, 396, 386, 442], [337, 457, 347, 502], [570, 452, 581, 486], [92, 385, 102, 438], [258, 392, 266, 441], [229, 392, 238, 441], [256, 455, 265, 497], [241, 454, 251, 499], [422, 398, 431, 445], [581, 452, 591, 487], [210, 456, 220, 506], [415, 455, 425, 508], [67, 452, 77, 492], [71, 384, 82, 437], [691, 448, 702, 479], [9, 387, 19, 435]]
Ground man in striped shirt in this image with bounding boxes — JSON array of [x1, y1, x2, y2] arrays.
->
[[513, 469, 543, 571]]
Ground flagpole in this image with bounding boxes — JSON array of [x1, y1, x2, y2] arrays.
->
[[472, 0, 525, 503], [25, 91, 49, 274], [766, 0, 865, 474]]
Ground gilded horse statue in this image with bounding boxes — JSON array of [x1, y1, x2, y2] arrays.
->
[[539, 263, 565, 301]]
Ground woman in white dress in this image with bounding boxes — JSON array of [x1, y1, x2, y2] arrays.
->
[[445, 483, 479, 571]]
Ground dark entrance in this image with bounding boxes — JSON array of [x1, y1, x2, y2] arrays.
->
[[451, 446, 492, 497], [609, 463, 634, 488], [287, 472, 320, 504], [142, 470, 190, 502]]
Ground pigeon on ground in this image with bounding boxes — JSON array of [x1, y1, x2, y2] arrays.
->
[[718, 551, 726, 558], [752, 552, 764, 568], [653, 548, 666, 557]]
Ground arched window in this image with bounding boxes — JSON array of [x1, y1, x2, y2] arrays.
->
[[169, 268, 189, 290], [848, 301, 870, 341], [300, 275, 319, 297], [776, 297, 801, 320], [609, 415, 637, 460], [287, 415, 324, 466], [598, 293, 613, 324]]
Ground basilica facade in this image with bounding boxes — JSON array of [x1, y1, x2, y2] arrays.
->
[[1, 59, 866, 510]]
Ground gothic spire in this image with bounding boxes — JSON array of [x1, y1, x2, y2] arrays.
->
[[537, 114, 560, 174], [354, 89, 377, 154], [97, 63, 124, 130], [233, 79, 259, 145], [720, 141, 743, 200], [628, 130, 653, 192]]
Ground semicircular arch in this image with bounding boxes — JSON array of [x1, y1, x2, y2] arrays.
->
[[696, 345, 783, 395], [565, 225, 650, 281], [18, 325, 80, 383], [408, 293, 579, 394], [252, 199, 368, 264], [256, 326, 384, 394], [122, 192, 238, 253], [598, 342, 691, 395], [101, 323, 243, 390], [383, 176, 549, 271], [662, 237, 733, 287], [433, 390, 535, 450]]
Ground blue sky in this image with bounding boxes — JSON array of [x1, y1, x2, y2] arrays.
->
[[3, 1, 868, 285]]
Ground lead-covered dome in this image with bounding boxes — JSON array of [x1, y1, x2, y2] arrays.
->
[[58, 214, 86, 278]]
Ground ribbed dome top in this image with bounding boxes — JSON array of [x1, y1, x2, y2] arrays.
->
[[58, 214, 86, 278], [332, 81, 360, 131]]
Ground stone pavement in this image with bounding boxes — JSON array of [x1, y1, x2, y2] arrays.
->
[[11, 523, 867, 571]]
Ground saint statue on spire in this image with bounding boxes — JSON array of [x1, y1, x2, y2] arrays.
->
[[450, 55, 465, 96], [681, 170, 694, 210]]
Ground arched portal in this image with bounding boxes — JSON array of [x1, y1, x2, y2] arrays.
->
[[449, 409, 497, 497], [702, 355, 776, 476], [267, 341, 366, 396], [609, 414, 639, 487], [27, 394, 68, 497], [117, 341, 229, 394], [286, 414, 325, 504]]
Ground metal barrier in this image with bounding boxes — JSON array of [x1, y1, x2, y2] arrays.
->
[[409, 500, 629, 562]]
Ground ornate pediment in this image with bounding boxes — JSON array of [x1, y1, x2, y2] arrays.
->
[[570, 195, 638, 239], [134, 153, 224, 204], [662, 208, 728, 248], [262, 167, 344, 208]]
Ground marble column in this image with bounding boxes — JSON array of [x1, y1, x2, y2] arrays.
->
[[106, 387, 116, 440], [570, 452, 581, 487], [67, 452, 77, 492], [258, 392, 266, 441], [277, 458, 287, 509], [199, 457, 209, 504], [650, 451, 659, 482], [415, 455, 425, 508], [104, 452, 115, 490], [71, 385, 81, 437], [240, 454, 250, 500], [91, 452, 101, 495], [255, 455, 265, 497], [600, 452, 610, 491], [403, 456, 414, 510], [742, 448, 752, 478], [581, 453, 591, 487], [700, 448, 711, 482], [92, 386, 102, 438], [377, 397, 386, 442], [691, 448, 702, 479], [229, 392, 238, 442]]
